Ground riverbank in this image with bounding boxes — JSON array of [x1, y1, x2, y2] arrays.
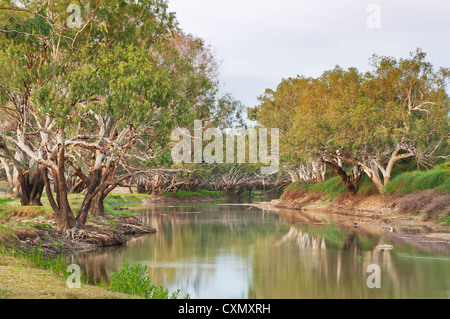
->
[[0, 192, 179, 299], [0, 193, 158, 257], [0, 188, 240, 256], [255, 189, 450, 233], [0, 251, 137, 299], [264, 162, 450, 230]]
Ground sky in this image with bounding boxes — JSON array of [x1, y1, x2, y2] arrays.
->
[[167, 0, 450, 120]]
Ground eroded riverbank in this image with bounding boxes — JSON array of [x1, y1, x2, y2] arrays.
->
[[250, 190, 450, 238], [0, 213, 155, 257]]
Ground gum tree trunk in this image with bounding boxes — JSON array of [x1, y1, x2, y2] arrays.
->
[[90, 191, 106, 218], [18, 168, 45, 206], [76, 150, 106, 225], [43, 130, 79, 233], [322, 159, 362, 196]]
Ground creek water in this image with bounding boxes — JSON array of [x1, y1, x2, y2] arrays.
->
[[71, 196, 450, 299]]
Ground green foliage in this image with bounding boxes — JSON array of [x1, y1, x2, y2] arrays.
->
[[105, 194, 151, 204], [165, 189, 224, 198], [0, 198, 17, 205], [384, 168, 449, 194], [286, 173, 379, 196], [436, 178, 450, 194], [0, 0, 244, 225], [438, 215, 450, 226], [309, 176, 348, 196], [354, 175, 379, 195], [108, 261, 187, 299], [441, 160, 450, 177], [250, 49, 449, 193]]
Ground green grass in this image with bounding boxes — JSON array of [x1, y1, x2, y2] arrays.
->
[[0, 198, 18, 205], [5, 245, 73, 280], [285, 162, 449, 197], [162, 189, 224, 198], [0, 245, 188, 299], [251, 189, 283, 196], [0, 193, 149, 219], [285, 176, 348, 197], [104, 193, 154, 216], [105, 193, 153, 204], [384, 167, 449, 194], [0, 193, 151, 247], [310, 176, 348, 195], [437, 215, 450, 226]]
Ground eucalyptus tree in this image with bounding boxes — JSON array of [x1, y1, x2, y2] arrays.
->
[[314, 50, 449, 193], [0, 0, 239, 232], [250, 49, 449, 195], [356, 49, 450, 191], [248, 77, 326, 183], [0, 0, 54, 205]]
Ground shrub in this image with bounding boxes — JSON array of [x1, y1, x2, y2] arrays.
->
[[108, 261, 187, 299]]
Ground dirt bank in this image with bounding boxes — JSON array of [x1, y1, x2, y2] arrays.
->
[[1, 214, 156, 257], [253, 189, 450, 233]]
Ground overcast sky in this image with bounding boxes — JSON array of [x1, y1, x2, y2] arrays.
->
[[168, 0, 450, 119]]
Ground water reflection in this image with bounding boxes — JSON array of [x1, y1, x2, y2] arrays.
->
[[72, 200, 450, 299]]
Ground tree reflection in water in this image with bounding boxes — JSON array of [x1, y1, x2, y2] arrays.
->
[[71, 200, 450, 298]]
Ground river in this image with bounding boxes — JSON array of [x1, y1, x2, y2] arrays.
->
[[71, 196, 450, 299]]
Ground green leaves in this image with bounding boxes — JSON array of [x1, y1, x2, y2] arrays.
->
[[108, 261, 185, 299], [252, 49, 449, 171]]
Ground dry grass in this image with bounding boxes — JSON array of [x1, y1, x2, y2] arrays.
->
[[8, 209, 50, 218], [397, 191, 450, 220], [280, 188, 306, 201], [302, 193, 323, 204]]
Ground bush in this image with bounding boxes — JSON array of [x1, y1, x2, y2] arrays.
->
[[108, 261, 187, 299]]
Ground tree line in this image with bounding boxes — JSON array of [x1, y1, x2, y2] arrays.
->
[[248, 48, 449, 195]]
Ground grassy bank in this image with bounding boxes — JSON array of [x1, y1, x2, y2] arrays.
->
[[0, 251, 133, 299], [383, 164, 449, 194], [285, 161, 450, 197], [280, 162, 450, 225], [0, 245, 187, 299], [0, 190, 186, 299], [0, 192, 156, 249], [0, 187, 251, 251]]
